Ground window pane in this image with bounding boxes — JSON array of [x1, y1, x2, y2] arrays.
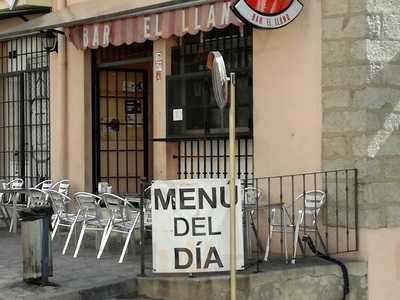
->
[[167, 25, 252, 138]]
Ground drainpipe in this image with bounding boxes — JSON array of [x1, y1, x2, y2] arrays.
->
[[55, 0, 67, 179]]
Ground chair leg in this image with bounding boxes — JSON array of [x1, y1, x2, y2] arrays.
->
[[249, 212, 265, 253], [316, 225, 328, 254], [73, 223, 87, 258], [74, 224, 78, 246], [97, 224, 112, 259], [264, 209, 275, 261], [51, 218, 60, 240], [291, 210, 304, 265], [98, 220, 110, 248], [63, 221, 78, 255], [9, 213, 14, 233], [51, 215, 58, 230], [119, 227, 135, 264], [264, 225, 272, 261], [119, 216, 140, 263], [0, 206, 10, 227], [4, 206, 10, 222], [283, 211, 288, 264]]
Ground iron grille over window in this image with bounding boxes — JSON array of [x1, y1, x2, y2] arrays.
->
[[0, 34, 53, 187], [92, 42, 152, 194], [167, 25, 253, 138]]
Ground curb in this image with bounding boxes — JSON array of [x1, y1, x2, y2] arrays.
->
[[29, 277, 137, 300]]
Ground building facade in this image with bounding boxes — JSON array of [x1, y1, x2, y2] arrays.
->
[[0, 0, 399, 299]]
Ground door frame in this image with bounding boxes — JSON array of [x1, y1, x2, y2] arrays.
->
[[92, 58, 149, 194]]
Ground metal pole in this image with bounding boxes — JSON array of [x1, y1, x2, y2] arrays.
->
[[229, 72, 236, 300], [41, 214, 50, 285], [140, 178, 146, 277]]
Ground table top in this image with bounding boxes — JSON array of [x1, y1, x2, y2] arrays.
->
[[243, 202, 285, 211], [0, 188, 33, 193]]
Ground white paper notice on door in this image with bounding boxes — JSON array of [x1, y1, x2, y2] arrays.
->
[[173, 109, 183, 121]]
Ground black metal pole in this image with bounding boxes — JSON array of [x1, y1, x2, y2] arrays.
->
[[354, 169, 359, 252], [139, 178, 146, 277], [19, 73, 25, 184], [41, 214, 49, 285], [256, 178, 259, 273]]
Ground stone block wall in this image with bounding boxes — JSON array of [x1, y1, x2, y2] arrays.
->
[[322, 0, 400, 228], [137, 261, 367, 300]]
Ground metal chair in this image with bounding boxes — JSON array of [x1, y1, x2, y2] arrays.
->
[[243, 186, 265, 257], [291, 190, 326, 264], [97, 193, 140, 263], [0, 178, 25, 232], [52, 180, 70, 195], [264, 203, 289, 263], [29, 180, 53, 207], [264, 190, 326, 264], [48, 190, 85, 255], [73, 192, 108, 258]]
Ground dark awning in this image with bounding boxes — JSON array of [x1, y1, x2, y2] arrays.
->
[[67, 0, 240, 49], [0, 0, 236, 41]]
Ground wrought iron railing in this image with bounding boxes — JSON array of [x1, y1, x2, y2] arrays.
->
[[244, 169, 358, 271], [0, 34, 52, 188], [138, 169, 358, 275], [173, 137, 254, 183]]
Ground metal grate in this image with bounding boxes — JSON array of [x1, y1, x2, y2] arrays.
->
[[167, 25, 254, 181], [247, 169, 359, 270], [138, 169, 359, 275], [167, 25, 253, 138], [171, 25, 252, 75], [92, 68, 148, 194], [174, 137, 254, 184], [0, 34, 52, 187]]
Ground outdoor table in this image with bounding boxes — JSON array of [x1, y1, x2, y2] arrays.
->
[[243, 202, 288, 260], [97, 192, 142, 208], [119, 193, 144, 209], [0, 188, 32, 233]]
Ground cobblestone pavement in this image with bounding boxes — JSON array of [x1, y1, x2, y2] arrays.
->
[[0, 228, 141, 300]]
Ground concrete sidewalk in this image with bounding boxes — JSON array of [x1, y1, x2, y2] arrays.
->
[[0, 228, 141, 300], [0, 226, 368, 300]]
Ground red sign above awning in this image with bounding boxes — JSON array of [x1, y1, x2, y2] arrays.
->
[[65, 0, 242, 50]]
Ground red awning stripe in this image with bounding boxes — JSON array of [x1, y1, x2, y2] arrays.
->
[[65, 0, 242, 49]]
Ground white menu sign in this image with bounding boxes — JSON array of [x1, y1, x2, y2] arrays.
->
[[151, 179, 244, 273]]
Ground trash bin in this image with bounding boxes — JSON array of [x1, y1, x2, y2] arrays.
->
[[19, 206, 53, 284]]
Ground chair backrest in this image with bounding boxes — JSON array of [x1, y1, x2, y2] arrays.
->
[[144, 185, 152, 210], [103, 193, 141, 227], [74, 192, 102, 220], [124, 200, 140, 226], [27, 188, 48, 207], [34, 180, 53, 191], [243, 186, 263, 206], [1, 178, 24, 204], [48, 189, 75, 218], [296, 190, 325, 213], [102, 193, 126, 222], [52, 180, 70, 195], [7, 178, 24, 189]]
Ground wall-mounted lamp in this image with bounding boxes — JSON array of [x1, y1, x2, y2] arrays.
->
[[41, 29, 64, 53]]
